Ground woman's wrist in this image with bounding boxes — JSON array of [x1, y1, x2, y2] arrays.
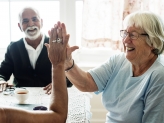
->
[[65, 59, 74, 72]]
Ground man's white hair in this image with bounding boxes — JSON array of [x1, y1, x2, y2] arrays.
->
[[18, 6, 41, 23]]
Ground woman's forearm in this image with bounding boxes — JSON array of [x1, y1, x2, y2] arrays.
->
[[66, 62, 98, 92]]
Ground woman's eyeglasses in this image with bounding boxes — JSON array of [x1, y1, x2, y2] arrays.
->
[[120, 30, 148, 40]]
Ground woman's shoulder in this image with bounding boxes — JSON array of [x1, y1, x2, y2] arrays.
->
[[107, 52, 127, 65], [157, 55, 164, 66], [109, 52, 125, 60]]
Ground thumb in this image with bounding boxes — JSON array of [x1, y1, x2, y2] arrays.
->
[[71, 46, 79, 52], [44, 43, 50, 51]]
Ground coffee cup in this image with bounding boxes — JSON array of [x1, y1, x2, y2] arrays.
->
[[14, 89, 29, 104]]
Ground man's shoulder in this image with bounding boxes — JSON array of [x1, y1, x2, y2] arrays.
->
[[10, 38, 23, 44], [8, 38, 24, 49]]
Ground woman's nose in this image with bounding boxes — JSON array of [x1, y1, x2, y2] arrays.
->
[[123, 34, 131, 43]]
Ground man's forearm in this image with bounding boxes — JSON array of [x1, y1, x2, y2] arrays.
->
[[49, 65, 68, 121], [0, 108, 6, 123]]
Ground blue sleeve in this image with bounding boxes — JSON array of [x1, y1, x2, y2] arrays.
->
[[142, 71, 164, 123], [88, 52, 124, 94]]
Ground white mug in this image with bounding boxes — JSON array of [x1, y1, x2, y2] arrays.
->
[[14, 89, 29, 104]]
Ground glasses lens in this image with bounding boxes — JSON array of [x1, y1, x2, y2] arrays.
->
[[130, 32, 138, 39], [120, 30, 139, 40], [120, 30, 127, 38]]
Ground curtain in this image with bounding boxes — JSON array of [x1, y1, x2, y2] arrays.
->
[[82, 0, 164, 51]]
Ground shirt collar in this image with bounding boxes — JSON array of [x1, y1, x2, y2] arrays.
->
[[23, 33, 45, 50]]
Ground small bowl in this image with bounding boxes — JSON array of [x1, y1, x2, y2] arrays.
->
[[14, 89, 29, 104]]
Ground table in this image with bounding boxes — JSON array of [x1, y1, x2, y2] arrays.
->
[[0, 86, 92, 123]]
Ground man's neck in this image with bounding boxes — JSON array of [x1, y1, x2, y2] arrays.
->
[[25, 34, 43, 49]]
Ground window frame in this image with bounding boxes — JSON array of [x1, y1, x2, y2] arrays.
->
[[0, 0, 77, 60], [0, 0, 115, 68]]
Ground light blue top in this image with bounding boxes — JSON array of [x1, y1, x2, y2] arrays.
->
[[88, 52, 164, 123]]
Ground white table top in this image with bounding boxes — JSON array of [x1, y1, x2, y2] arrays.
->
[[0, 86, 92, 123]]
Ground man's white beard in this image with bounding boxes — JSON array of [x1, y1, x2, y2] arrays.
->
[[24, 26, 41, 40]]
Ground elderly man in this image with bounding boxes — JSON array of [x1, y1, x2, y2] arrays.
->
[[0, 7, 72, 93]]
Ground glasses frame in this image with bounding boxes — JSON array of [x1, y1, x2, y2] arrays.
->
[[120, 30, 148, 40]]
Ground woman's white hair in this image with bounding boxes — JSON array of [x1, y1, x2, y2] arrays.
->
[[123, 11, 164, 55]]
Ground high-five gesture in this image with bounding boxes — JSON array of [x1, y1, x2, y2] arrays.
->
[[45, 21, 69, 66]]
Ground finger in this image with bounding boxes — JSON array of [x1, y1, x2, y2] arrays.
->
[[51, 25, 58, 44], [44, 43, 50, 50], [44, 43, 50, 48], [46, 90, 51, 95], [66, 46, 79, 61], [61, 23, 67, 37], [0, 84, 2, 92], [49, 28, 54, 46], [57, 21, 62, 28], [43, 83, 51, 90], [43, 85, 48, 90], [0, 83, 6, 92], [46, 86, 52, 94], [63, 34, 70, 48], [58, 22, 63, 40], [71, 46, 79, 52], [48, 30, 51, 37], [44, 43, 50, 57], [57, 27, 62, 42], [3, 83, 7, 91]]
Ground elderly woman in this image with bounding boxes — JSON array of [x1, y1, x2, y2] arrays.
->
[[65, 11, 164, 123], [0, 22, 69, 123]]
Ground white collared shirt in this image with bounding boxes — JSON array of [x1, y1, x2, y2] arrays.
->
[[23, 34, 45, 69]]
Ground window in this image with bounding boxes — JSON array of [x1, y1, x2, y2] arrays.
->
[[10, 1, 59, 42], [0, 0, 111, 68], [0, 1, 10, 48], [0, 0, 62, 61], [0, 0, 81, 60]]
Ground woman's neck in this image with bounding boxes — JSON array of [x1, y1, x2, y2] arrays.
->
[[132, 54, 158, 77]]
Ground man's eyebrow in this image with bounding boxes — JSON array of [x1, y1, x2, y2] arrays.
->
[[22, 18, 29, 21], [32, 16, 38, 19]]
